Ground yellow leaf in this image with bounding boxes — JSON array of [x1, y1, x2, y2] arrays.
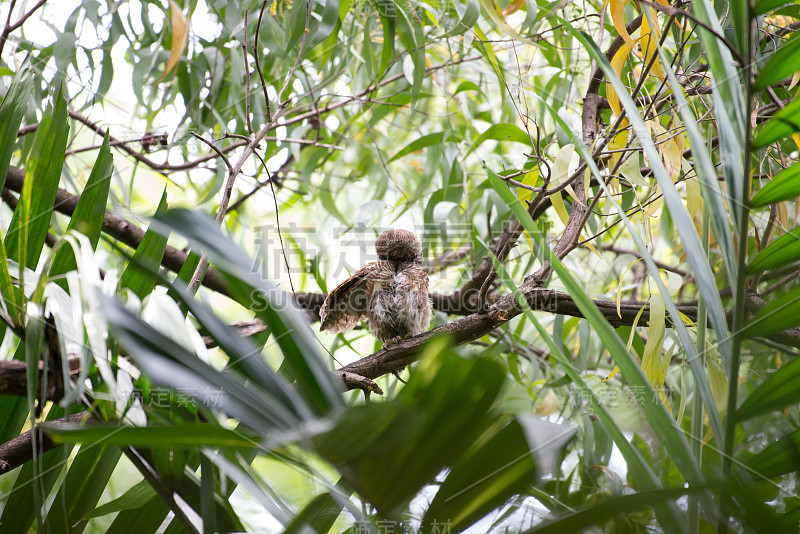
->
[[792, 132, 800, 152], [609, 118, 629, 170], [549, 145, 600, 256], [606, 44, 633, 117], [777, 201, 788, 236], [650, 120, 680, 180], [584, 167, 591, 200], [480, 0, 518, 39], [549, 144, 574, 227], [502, 0, 526, 16], [645, 187, 663, 217], [536, 389, 560, 416], [638, 8, 663, 78], [517, 168, 539, 204], [155, 1, 188, 85], [604, 366, 621, 381], [610, 0, 636, 49], [686, 175, 702, 233], [605, 298, 646, 384], [790, 71, 800, 90], [627, 304, 646, 351], [641, 294, 669, 411], [550, 190, 570, 226], [552, 144, 574, 186], [518, 169, 540, 252]]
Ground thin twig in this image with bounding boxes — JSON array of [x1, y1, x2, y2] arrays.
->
[[190, 132, 233, 174], [0, 0, 47, 58]]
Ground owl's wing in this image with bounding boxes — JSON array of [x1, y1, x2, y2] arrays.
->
[[319, 262, 384, 334]]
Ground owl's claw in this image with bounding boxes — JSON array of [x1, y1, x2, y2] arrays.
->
[[384, 333, 415, 347], [383, 336, 402, 347]]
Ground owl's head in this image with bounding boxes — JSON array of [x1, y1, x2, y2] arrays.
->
[[375, 229, 423, 263]]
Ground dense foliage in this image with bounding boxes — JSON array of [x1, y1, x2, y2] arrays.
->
[[0, 0, 799, 532]]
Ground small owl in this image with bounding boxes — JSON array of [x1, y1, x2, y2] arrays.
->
[[320, 229, 432, 343]]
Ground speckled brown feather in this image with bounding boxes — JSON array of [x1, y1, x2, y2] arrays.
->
[[319, 230, 432, 342], [320, 262, 390, 333]]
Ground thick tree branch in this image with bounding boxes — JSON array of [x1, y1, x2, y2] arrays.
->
[[4, 166, 232, 297], [0, 357, 80, 399], [0, 412, 93, 475], [335, 285, 800, 389]]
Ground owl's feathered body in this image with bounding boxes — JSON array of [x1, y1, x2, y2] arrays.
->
[[319, 230, 432, 342]]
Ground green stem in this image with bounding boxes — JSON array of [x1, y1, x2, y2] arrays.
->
[[689, 206, 709, 533], [719, 5, 753, 532]]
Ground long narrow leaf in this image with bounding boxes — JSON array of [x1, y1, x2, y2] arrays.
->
[[0, 69, 32, 192], [486, 249, 686, 533], [565, 23, 732, 436], [5, 85, 70, 269], [490, 173, 709, 502], [152, 209, 342, 415], [118, 189, 169, 299], [50, 133, 113, 286]]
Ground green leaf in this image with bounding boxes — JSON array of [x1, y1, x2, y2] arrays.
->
[[152, 208, 342, 415], [485, 250, 686, 533], [750, 162, 800, 207], [742, 285, 800, 337], [454, 80, 481, 94], [489, 171, 710, 512], [753, 95, 800, 148], [754, 30, 800, 89], [118, 189, 168, 299], [0, 407, 71, 534], [421, 417, 575, 533], [43, 446, 123, 533], [389, 131, 446, 162], [738, 357, 800, 419], [164, 461, 243, 533], [376, 0, 395, 77], [101, 292, 310, 434], [308, 0, 340, 49], [744, 429, 800, 478], [687, 0, 747, 231], [441, 0, 480, 37], [566, 21, 729, 443], [314, 341, 507, 515], [46, 423, 263, 448], [472, 26, 506, 105], [50, 132, 114, 282], [0, 69, 32, 192], [754, 0, 799, 13], [466, 123, 532, 155], [285, 0, 308, 52], [282, 479, 352, 534], [84, 480, 158, 520], [395, 1, 425, 105], [5, 84, 70, 269], [92, 49, 115, 104], [747, 225, 800, 272], [650, 16, 737, 282], [167, 249, 202, 304], [523, 489, 692, 533], [105, 494, 169, 534]]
